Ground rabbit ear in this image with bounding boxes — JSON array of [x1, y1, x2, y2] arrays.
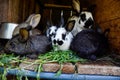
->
[[46, 9, 53, 28], [66, 20, 75, 31], [103, 28, 110, 37], [25, 14, 36, 23], [19, 28, 29, 43], [46, 20, 52, 28], [25, 14, 41, 29], [72, 0, 81, 13], [59, 10, 64, 27]]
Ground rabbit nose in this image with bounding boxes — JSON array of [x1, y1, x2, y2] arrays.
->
[[57, 40, 63, 45], [53, 39, 63, 45]]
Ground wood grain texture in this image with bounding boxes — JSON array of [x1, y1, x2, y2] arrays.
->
[[76, 63, 120, 76], [0, 0, 40, 23], [89, 0, 120, 23], [0, 0, 9, 22], [87, 0, 120, 54], [99, 19, 120, 53]]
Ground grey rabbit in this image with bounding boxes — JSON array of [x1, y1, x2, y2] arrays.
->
[[70, 27, 110, 60], [4, 14, 52, 59]]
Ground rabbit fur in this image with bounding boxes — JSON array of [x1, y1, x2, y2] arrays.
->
[[52, 27, 73, 51], [4, 14, 52, 59], [70, 28, 109, 60], [48, 11, 73, 51]]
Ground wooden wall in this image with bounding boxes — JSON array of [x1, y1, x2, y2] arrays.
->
[[87, 0, 120, 54], [0, 0, 40, 23]]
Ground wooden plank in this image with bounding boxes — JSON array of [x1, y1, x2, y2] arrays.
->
[[44, 4, 72, 10], [77, 63, 120, 76]]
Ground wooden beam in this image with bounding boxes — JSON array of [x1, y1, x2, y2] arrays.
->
[[44, 3, 72, 10]]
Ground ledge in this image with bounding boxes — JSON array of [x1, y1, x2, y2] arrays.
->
[[19, 59, 120, 76]]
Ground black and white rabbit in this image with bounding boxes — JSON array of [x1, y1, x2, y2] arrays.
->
[[46, 24, 57, 41], [4, 14, 52, 59], [70, 27, 110, 60], [66, 0, 94, 36], [52, 11, 73, 51], [46, 9, 58, 41], [52, 27, 73, 51]]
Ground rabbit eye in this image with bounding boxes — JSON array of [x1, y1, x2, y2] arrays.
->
[[10, 42, 15, 48], [52, 33, 56, 38], [53, 40, 56, 44], [84, 18, 94, 28], [57, 40, 63, 45], [55, 29, 57, 32], [79, 19, 81, 24], [62, 34, 66, 40], [26, 25, 32, 31], [50, 33, 55, 37], [49, 29, 51, 34], [80, 13, 86, 22]]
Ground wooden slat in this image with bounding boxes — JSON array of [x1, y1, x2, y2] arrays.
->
[[44, 3, 72, 10]]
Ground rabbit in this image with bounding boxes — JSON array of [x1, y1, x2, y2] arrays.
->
[[46, 9, 58, 41], [70, 27, 110, 60], [12, 14, 41, 37], [46, 22, 57, 41], [66, 0, 94, 36], [52, 27, 73, 51], [4, 14, 52, 59], [52, 11, 73, 51]]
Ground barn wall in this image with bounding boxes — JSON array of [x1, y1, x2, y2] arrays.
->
[[0, 0, 40, 23], [88, 0, 120, 54]]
